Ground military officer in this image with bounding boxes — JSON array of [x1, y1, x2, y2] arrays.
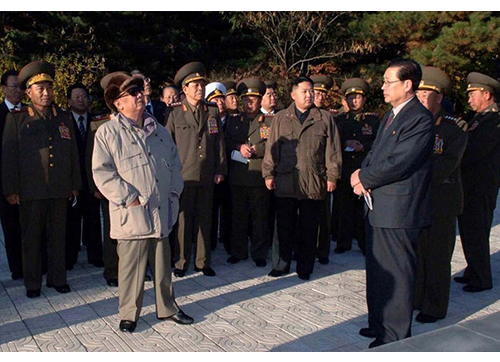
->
[[2, 61, 81, 298], [205, 82, 232, 253], [311, 74, 333, 110], [225, 78, 271, 267], [166, 62, 227, 277], [223, 81, 240, 115], [414, 67, 468, 322], [456, 72, 500, 293], [310, 74, 337, 263], [335, 78, 379, 254]]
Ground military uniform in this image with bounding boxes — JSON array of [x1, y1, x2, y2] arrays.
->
[[310, 74, 335, 263], [225, 78, 271, 264], [336, 78, 379, 254], [457, 72, 500, 292], [85, 113, 119, 284], [166, 62, 227, 275]]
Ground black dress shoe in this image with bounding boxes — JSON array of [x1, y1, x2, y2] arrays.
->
[[415, 312, 440, 323], [369, 339, 385, 348], [359, 327, 376, 338], [268, 269, 286, 277], [119, 320, 137, 333], [47, 283, 71, 293], [11, 272, 23, 280], [297, 273, 310, 280], [174, 268, 186, 278], [254, 259, 267, 267], [160, 310, 194, 325], [454, 276, 470, 284], [194, 267, 216, 276], [106, 278, 119, 287], [26, 289, 41, 298], [334, 246, 351, 254], [463, 284, 492, 293], [318, 257, 329, 265], [227, 256, 242, 264]]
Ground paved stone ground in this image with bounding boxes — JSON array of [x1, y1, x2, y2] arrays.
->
[[1, 197, 500, 352]]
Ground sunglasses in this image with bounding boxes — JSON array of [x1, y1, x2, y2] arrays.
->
[[118, 86, 144, 99]]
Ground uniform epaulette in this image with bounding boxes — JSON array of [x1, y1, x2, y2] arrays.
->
[[166, 101, 183, 108], [328, 109, 341, 114], [228, 112, 241, 118], [364, 112, 379, 117], [264, 114, 275, 118], [443, 114, 468, 131]]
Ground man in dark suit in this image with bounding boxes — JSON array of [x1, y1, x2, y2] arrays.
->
[[65, 83, 103, 270], [0, 70, 24, 280], [350, 59, 434, 347], [455, 72, 500, 293]]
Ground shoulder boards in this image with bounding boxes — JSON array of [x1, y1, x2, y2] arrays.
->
[[442, 114, 461, 124], [364, 112, 379, 117], [328, 109, 341, 114], [264, 114, 275, 118], [166, 101, 183, 108]]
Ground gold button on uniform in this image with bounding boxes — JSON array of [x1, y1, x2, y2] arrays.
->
[[49, 163, 54, 167]]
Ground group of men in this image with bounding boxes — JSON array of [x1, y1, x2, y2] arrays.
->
[[1, 57, 500, 348]]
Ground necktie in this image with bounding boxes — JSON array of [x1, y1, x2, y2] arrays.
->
[[385, 110, 395, 129], [78, 115, 86, 139]]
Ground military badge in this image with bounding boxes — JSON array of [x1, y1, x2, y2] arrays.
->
[[59, 123, 71, 139], [362, 123, 372, 135], [469, 120, 479, 131], [208, 117, 218, 134], [260, 124, 271, 139], [433, 134, 444, 154]]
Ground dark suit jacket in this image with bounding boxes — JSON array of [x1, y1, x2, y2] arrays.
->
[[359, 97, 434, 229], [147, 100, 167, 126]]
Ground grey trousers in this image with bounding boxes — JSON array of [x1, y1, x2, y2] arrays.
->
[[117, 237, 179, 322]]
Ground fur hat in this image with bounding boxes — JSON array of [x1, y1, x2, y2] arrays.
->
[[101, 72, 144, 112]]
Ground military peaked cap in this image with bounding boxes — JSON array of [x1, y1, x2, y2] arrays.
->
[[236, 78, 266, 97], [310, 74, 333, 92], [467, 72, 500, 95], [205, 82, 226, 102], [174, 61, 206, 88], [223, 81, 237, 96], [419, 67, 451, 94], [18, 61, 55, 90], [341, 78, 370, 96]]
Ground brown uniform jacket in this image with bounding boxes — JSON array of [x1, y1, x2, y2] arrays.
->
[[225, 112, 273, 187], [166, 99, 227, 186], [2, 104, 81, 201], [431, 110, 468, 219], [262, 103, 342, 200]]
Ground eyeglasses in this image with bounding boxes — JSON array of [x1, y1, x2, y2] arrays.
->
[[118, 86, 144, 98], [382, 79, 402, 86]]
